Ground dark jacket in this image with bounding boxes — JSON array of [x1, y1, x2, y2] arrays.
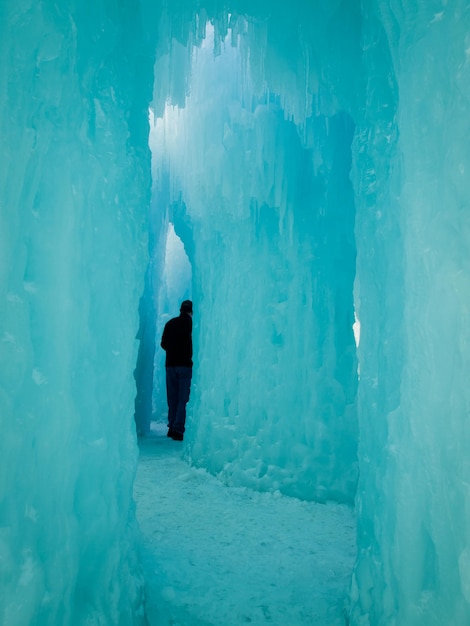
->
[[161, 313, 193, 367]]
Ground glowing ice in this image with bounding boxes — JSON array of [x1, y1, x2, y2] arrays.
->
[[0, 1, 150, 623], [151, 15, 359, 505], [2, 0, 470, 624]]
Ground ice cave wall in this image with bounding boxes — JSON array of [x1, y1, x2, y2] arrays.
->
[[352, 1, 470, 624], [151, 1, 362, 504], [0, 1, 152, 623], [2, 0, 470, 623], [149, 0, 470, 622]]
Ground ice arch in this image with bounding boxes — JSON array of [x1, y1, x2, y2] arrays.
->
[[151, 222, 192, 423], [148, 16, 359, 503], [1, 1, 470, 626]]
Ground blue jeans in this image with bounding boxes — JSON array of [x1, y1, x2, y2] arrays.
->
[[166, 367, 192, 434]]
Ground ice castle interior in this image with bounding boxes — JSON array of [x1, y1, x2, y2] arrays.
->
[[1, 0, 470, 624]]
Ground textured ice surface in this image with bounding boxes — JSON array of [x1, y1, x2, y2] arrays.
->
[[3, 0, 470, 624], [149, 1, 470, 623], [0, 1, 151, 623], [151, 9, 360, 505], [135, 425, 356, 625], [350, 1, 470, 624], [152, 222, 193, 422]]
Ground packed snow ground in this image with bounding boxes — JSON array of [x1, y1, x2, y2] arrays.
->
[[134, 423, 356, 626]]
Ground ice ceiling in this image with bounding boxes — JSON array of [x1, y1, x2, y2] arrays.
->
[[1, 0, 470, 624]]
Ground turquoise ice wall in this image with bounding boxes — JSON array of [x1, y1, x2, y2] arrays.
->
[[2, 0, 470, 623], [352, 2, 470, 623], [0, 1, 151, 623], [151, 2, 362, 504], [150, 0, 470, 622]]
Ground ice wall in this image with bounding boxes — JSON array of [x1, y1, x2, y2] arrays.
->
[[351, 1, 470, 624], [150, 4, 362, 503], [0, 1, 152, 623], [4, 0, 468, 621], [149, 0, 470, 621]]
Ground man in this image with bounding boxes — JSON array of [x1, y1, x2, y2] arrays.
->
[[160, 300, 193, 441]]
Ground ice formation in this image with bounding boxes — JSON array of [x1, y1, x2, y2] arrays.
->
[[150, 7, 360, 504], [351, 3, 470, 624], [1, 0, 470, 624], [0, 1, 151, 623]]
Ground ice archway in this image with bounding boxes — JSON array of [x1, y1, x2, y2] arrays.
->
[[147, 17, 359, 503], [1, 1, 470, 625]]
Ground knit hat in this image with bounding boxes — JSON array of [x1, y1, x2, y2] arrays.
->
[[180, 300, 193, 314]]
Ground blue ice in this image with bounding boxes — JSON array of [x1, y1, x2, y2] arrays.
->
[[1, 0, 470, 624]]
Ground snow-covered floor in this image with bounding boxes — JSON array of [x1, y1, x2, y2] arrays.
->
[[134, 423, 356, 626]]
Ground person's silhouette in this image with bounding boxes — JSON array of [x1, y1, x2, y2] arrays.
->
[[160, 300, 193, 441]]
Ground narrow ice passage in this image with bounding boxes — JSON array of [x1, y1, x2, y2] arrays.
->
[[134, 425, 356, 626], [3, 1, 470, 624]]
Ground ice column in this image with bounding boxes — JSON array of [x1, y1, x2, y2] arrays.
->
[[0, 1, 152, 623], [352, 1, 470, 623], [151, 9, 361, 503]]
